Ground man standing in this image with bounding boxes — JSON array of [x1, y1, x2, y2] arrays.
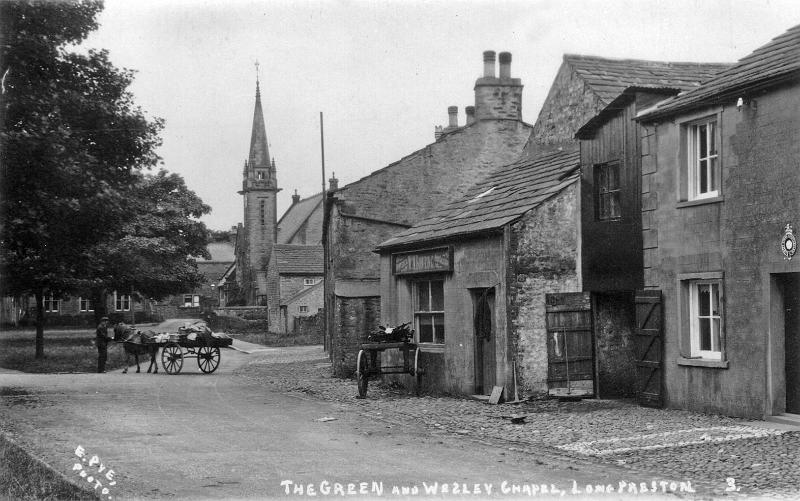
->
[[96, 316, 110, 373]]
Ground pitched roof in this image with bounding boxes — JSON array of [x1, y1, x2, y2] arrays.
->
[[564, 54, 732, 105], [377, 148, 581, 250], [274, 244, 323, 274], [639, 24, 800, 119], [199, 242, 235, 262], [277, 193, 323, 244], [280, 280, 323, 306]]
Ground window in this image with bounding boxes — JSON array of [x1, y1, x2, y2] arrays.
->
[[298, 305, 309, 313], [595, 161, 621, 220], [183, 295, 200, 307], [689, 280, 723, 360], [687, 118, 719, 200], [79, 298, 93, 312], [414, 279, 445, 344], [44, 295, 60, 313], [259, 199, 266, 225], [303, 278, 318, 286], [115, 293, 131, 312], [256, 169, 266, 180]]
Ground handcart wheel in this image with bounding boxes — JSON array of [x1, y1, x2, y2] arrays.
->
[[414, 347, 423, 396], [356, 349, 369, 398], [161, 343, 183, 374], [197, 346, 221, 374]]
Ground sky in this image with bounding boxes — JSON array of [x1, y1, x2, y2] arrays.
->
[[83, 0, 800, 231]]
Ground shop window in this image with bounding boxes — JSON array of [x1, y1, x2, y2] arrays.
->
[[685, 117, 720, 200], [44, 295, 60, 313], [595, 161, 621, 221], [688, 280, 724, 360], [115, 292, 131, 312], [414, 279, 445, 344], [183, 295, 200, 307], [79, 297, 93, 312]]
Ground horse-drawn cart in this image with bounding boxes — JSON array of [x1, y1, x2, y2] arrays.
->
[[156, 334, 233, 374], [355, 323, 422, 398]]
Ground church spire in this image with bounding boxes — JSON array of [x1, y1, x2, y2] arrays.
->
[[248, 74, 271, 171]]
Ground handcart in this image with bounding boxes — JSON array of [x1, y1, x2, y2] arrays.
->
[[355, 323, 422, 398]]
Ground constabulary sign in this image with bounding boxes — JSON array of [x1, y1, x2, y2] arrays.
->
[[782, 223, 796, 260], [393, 247, 452, 275]]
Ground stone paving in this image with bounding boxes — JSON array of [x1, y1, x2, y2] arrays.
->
[[235, 346, 800, 499]]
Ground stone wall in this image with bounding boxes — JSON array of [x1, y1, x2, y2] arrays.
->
[[641, 81, 800, 418], [508, 184, 581, 395], [331, 296, 381, 377]]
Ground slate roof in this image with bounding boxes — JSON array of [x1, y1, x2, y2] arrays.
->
[[639, 23, 800, 119], [274, 244, 323, 274], [277, 193, 323, 244], [377, 148, 581, 250], [564, 54, 732, 105]]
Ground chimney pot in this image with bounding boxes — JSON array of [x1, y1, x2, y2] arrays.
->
[[499, 52, 512, 79], [328, 173, 339, 191], [434, 125, 444, 141], [465, 106, 475, 125], [447, 106, 458, 128], [291, 189, 300, 205], [483, 50, 496, 78]]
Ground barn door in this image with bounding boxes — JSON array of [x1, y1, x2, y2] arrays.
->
[[546, 292, 595, 397], [635, 290, 663, 407]]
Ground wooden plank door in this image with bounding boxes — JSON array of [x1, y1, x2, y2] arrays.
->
[[635, 290, 663, 407], [546, 292, 595, 397]]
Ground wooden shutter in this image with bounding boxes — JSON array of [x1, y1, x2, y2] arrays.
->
[[635, 290, 663, 407]]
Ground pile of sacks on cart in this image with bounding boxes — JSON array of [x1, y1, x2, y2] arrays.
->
[[113, 320, 232, 346]]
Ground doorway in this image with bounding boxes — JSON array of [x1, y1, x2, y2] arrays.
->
[[473, 288, 495, 395], [783, 273, 800, 414]]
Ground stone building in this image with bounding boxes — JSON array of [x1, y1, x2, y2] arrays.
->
[[324, 51, 534, 376], [635, 24, 800, 418], [228, 80, 326, 332]]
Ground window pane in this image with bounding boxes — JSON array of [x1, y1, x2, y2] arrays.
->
[[699, 159, 708, 193], [609, 192, 621, 218], [599, 194, 608, 220], [418, 315, 433, 343], [417, 283, 430, 312], [430, 280, 444, 311], [710, 283, 719, 316], [711, 318, 720, 352], [709, 157, 717, 192], [608, 164, 619, 189], [698, 284, 710, 316], [597, 165, 607, 189], [699, 124, 707, 156], [434, 314, 445, 344], [700, 318, 711, 351], [709, 122, 716, 155]]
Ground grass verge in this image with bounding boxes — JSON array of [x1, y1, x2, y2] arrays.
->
[[0, 329, 132, 373], [0, 435, 97, 500]]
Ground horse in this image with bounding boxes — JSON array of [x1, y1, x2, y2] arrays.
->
[[113, 323, 159, 374]]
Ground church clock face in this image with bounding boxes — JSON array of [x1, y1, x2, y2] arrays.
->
[[782, 224, 796, 260]]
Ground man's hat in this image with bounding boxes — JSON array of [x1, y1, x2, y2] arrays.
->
[[100, 316, 109, 321]]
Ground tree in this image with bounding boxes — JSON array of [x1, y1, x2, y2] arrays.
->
[[83, 170, 211, 320], [0, 1, 162, 357]]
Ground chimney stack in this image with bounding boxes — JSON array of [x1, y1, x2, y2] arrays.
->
[[291, 189, 300, 205], [329, 173, 339, 191], [499, 52, 511, 79], [434, 125, 444, 141], [465, 106, 475, 125], [447, 106, 458, 128], [483, 50, 496, 78]]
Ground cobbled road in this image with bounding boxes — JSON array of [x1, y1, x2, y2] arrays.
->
[[0, 343, 796, 500]]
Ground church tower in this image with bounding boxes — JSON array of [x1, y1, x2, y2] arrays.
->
[[238, 78, 280, 305]]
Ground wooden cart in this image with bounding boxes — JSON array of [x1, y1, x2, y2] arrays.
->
[[355, 341, 422, 398], [155, 335, 233, 375]]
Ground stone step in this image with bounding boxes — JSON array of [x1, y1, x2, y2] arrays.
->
[[765, 413, 800, 428]]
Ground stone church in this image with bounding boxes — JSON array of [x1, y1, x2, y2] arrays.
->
[[226, 79, 327, 333]]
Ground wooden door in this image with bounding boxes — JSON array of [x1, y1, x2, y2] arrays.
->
[[546, 292, 595, 396], [474, 289, 495, 395], [635, 290, 663, 407]]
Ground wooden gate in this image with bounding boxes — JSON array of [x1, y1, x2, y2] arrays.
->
[[635, 290, 663, 407], [546, 292, 595, 397]]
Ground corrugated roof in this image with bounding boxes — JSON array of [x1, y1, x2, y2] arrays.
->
[[199, 242, 235, 262], [564, 54, 732, 105], [377, 148, 581, 250], [277, 193, 323, 244], [274, 244, 323, 274], [639, 23, 800, 119]]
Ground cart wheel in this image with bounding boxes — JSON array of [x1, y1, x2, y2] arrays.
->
[[414, 347, 423, 396], [356, 350, 369, 398], [197, 346, 221, 374], [161, 343, 183, 374]]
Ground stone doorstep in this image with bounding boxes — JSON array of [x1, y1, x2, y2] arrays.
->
[[763, 413, 800, 429]]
